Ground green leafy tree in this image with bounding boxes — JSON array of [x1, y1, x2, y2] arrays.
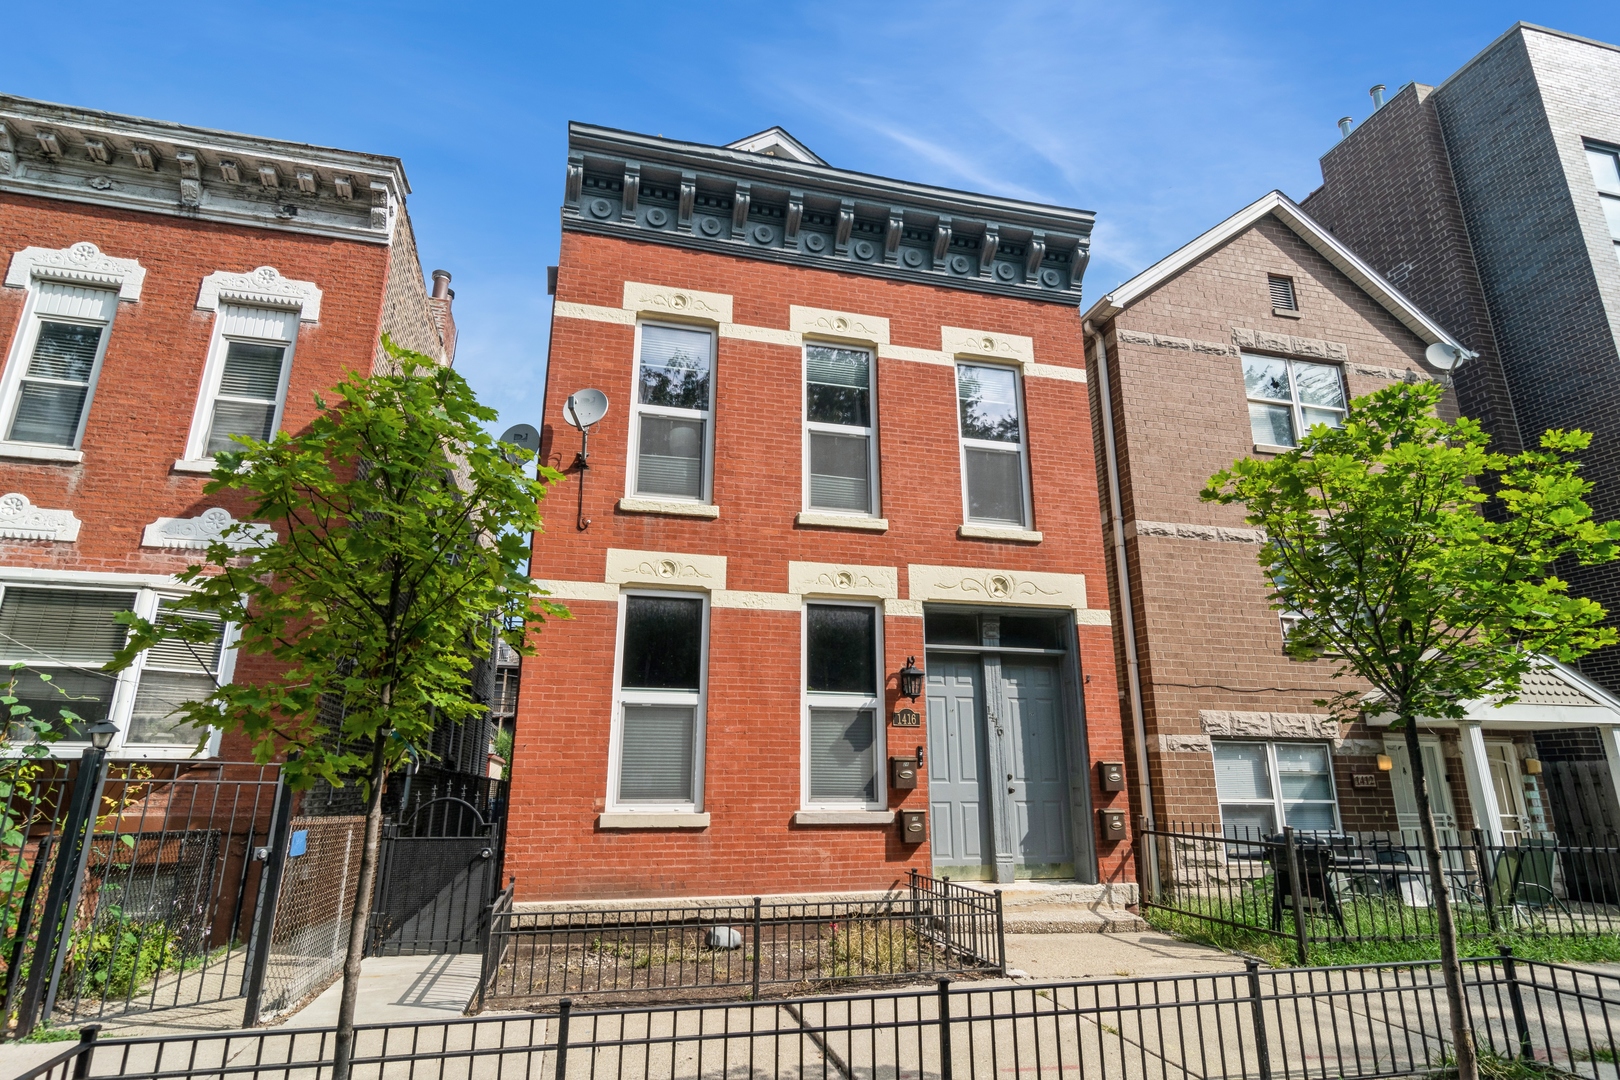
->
[[111, 338, 563, 1077], [1203, 380, 1620, 1080], [0, 667, 74, 988]]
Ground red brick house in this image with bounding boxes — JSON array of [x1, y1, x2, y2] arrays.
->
[[509, 125, 1130, 900], [0, 92, 457, 763]]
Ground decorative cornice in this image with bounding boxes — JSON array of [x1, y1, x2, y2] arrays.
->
[[622, 281, 733, 324], [605, 548, 727, 590], [1232, 327, 1349, 363], [566, 122, 1091, 304], [907, 563, 1088, 611], [1115, 328, 1236, 357], [0, 493, 80, 542], [5, 242, 145, 300], [1130, 520, 1267, 544], [787, 562, 898, 600], [790, 306, 889, 345], [942, 326, 1034, 365], [0, 93, 405, 245], [141, 507, 274, 550], [196, 266, 323, 321]]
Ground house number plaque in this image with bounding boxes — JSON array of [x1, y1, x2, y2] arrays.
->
[[891, 708, 921, 728]]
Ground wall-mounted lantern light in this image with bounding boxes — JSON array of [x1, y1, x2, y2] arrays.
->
[[898, 656, 924, 702], [1376, 754, 1394, 772]]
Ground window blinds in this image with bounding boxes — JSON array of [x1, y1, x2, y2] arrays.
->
[[0, 587, 134, 666], [618, 704, 695, 802]]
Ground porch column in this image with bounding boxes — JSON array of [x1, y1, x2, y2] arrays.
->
[[1457, 721, 1504, 845], [1601, 726, 1620, 821]]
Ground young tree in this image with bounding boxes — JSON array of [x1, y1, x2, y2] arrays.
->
[[1203, 380, 1620, 1080], [111, 338, 563, 1078]]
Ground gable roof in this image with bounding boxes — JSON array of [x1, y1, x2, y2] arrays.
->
[[1081, 190, 1471, 355], [725, 126, 827, 166]]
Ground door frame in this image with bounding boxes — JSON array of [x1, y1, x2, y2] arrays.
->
[[1384, 733, 1459, 835]]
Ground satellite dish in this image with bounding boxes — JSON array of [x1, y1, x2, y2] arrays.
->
[[1425, 342, 1466, 371], [563, 388, 609, 430], [497, 423, 540, 454]]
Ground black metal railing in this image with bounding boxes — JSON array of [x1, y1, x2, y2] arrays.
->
[[1142, 822, 1620, 962], [51, 952, 1620, 1080], [480, 870, 1005, 1008]]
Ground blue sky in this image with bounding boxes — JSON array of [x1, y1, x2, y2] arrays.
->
[[7, 1, 1620, 430]]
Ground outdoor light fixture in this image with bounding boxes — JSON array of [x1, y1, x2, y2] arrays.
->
[[898, 656, 924, 702], [1376, 754, 1393, 772], [1524, 757, 1544, 776], [85, 719, 118, 751]]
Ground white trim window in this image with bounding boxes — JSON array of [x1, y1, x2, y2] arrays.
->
[[956, 363, 1032, 527], [804, 344, 879, 516], [0, 580, 234, 757], [1587, 144, 1620, 265], [609, 592, 708, 811], [1243, 353, 1346, 449], [185, 304, 299, 461], [0, 282, 117, 448], [628, 323, 714, 502], [802, 601, 884, 809], [1213, 741, 1340, 838]]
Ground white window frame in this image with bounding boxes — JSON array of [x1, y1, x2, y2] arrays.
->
[[0, 572, 238, 760], [606, 589, 709, 814], [180, 304, 299, 466], [1586, 142, 1620, 265], [800, 599, 886, 811], [955, 362, 1034, 529], [0, 282, 118, 454], [1213, 740, 1341, 836], [1243, 353, 1347, 450], [625, 321, 717, 504], [802, 342, 880, 518]]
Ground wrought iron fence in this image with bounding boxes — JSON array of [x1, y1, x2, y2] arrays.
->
[[480, 870, 1005, 1009], [1142, 822, 1620, 962], [46, 952, 1620, 1080]]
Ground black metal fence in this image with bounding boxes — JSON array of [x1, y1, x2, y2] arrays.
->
[[1142, 822, 1620, 962], [36, 952, 1620, 1080], [480, 870, 1005, 1009]]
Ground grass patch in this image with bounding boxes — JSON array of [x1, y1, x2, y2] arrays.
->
[[1573, 1047, 1619, 1064], [18, 1025, 83, 1043]]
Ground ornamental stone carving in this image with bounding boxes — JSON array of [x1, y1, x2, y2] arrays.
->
[[0, 493, 81, 542], [942, 326, 1034, 365], [1131, 520, 1267, 544], [621, 281, 733, 324], [141, 507, 274, 550], [5, 242, 146, 300], [1232, 327, 1349, 363], [908, 563, 1087, 611], [605, 548, 727, 590], [1199, 710, 1340, 742], [787, 561, 898, 600], [196, 266, 323, 321], [1115, 328, 1235, 356], [789, 306, 890, 345], [1159, 734, 1213, 753]]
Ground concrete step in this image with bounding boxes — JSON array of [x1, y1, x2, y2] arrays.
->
[[1000, 905, 1148, 935]]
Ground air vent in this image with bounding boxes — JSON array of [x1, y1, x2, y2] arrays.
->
[[1268, 275, 1298, 311]]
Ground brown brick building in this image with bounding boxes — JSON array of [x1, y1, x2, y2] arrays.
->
[[507, 125, 1131, 901]]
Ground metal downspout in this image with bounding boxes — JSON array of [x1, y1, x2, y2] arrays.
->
[[1086, 321, 1159, 897]]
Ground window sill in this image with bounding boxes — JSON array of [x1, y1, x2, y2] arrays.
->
[[793, 810, 897, 826], [1272, 307, 1303, 319], [618, 498, 720, 519], [958, 524, 1043, 544], [173, 457, 218, 474], [0, 442, 83, 464], [1252, 443, 1294, 456], [796, 511, 889, 532], [597, 812, 711, 830]]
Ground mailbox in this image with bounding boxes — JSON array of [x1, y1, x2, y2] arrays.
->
[[1098, 761, 1126, 793], [890, 756, 919, 790], [899, 810, 927, 844], [1098, 809, 1127, 842]]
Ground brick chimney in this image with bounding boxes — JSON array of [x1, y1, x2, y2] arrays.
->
[[428, 268, 457, 361]]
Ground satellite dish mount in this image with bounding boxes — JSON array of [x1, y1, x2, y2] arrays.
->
[[563, 389, 609, 531]]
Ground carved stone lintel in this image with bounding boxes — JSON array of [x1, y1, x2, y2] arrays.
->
[[907, 563, 1087, 610], [606, 547, 727, 590], [1130, 519, 1266, 544], [196, 266, 323, 322], [933, 218, 952, 266], [677, 172, 696, 232], [787, 561, 898, 600], [732, 182, 751, 230], [1025, 231, 1046, 276], [942, 325, 1034, 364], [1232, 326, 1350, 363], [1117, 328, 1236, 357], [884, 208, 904, 262], [5, 242, 147, 301], [142, 507, 274, 550], [790, 305, 890, 345], [835, 199, 854, 254], [1159, 734, 1213, 754], [783, 190, 803, 249], [565, 153, 584, 205], [1199, 709, 1339, 742], [621, 281, 733, 323], [979, 224, 1000, 272], [0, 493, 80, 542], [621, 162, 641, 221]]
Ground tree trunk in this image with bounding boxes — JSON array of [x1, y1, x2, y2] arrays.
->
[[1403, 713, 1478, 1080], [331, 728, 389, 1080]]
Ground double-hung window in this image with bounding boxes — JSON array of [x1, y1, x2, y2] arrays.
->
[[2, 283, 116, 448], [1213, 741, 1340, 839], [630, 324, 714, 502], [1243, 354, 1346, 449], [1586, 144, 1620, 264], [956, 364, 1031, 527], [612, 593, 707, 810], [188, 304, 297, 460], [805, 345, 878, 515], [126, 602, 226, 745], [803, 603, 883, 808]]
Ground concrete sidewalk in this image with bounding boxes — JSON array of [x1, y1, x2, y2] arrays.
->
[[278, 955, 486, 1028]]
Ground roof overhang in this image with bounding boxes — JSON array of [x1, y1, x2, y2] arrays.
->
[[1363, 661, 1620, 731]]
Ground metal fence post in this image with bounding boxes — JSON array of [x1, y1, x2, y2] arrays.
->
[[993, 889, 1006, 975], [69, 1024, 99, 1080], [240, 769, 295, 1027], [1245, 960, 1273, 1080], [936, 977, 954, 1080], [552, 998, 571, 1080], [750, 898, 763, 999], [0, 833, 53, 1033], [1283, 827, 1309, 967], [1478, 830, 1501, 935], [1499, 946, 1534, 1061]]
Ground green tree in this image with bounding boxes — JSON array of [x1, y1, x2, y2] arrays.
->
[[1203, 380, 1620, 1080], [111, 338, 563, 1078]]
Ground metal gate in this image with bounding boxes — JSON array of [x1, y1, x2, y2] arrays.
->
[[367, 798, 501, 956]]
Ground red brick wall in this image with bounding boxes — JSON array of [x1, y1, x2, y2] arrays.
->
[[509, 231, 1128, 900]]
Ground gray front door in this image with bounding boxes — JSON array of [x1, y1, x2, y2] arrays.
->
[[926, 657, 992, 878], [1002, 660, 1073, 875]]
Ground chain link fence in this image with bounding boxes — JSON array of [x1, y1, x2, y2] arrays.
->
[[250, 815, 365, 1023]]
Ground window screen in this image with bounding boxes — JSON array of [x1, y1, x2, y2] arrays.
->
[[1213, 742, 1276, 839], [807, 605, 876, 694], [957, 364, 1028, 527], [806, 345, 875, 514], [618, 704, 695, 802], [809, 708, 876, 802]]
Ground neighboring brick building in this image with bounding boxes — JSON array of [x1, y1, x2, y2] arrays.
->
[[1302, 23, 1620, 700], [509, 124, 1129, 901], [1079, 191, 1620, 861], [0, 93, 459, 764]]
